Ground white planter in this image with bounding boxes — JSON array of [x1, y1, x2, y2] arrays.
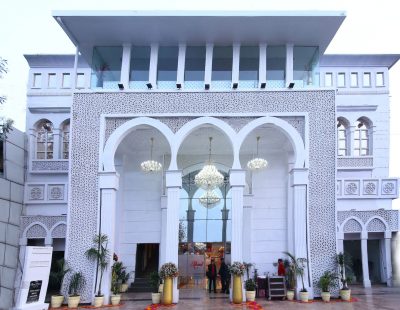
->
[[299, 291, 309, 303], [286, 290, 295, 301], [151, 292, 161, 304], [68, 295, 80, 308], [111, 294, 121, 306], [93, 295, 104, 307], [321, 292, 330, 302], [246, 290, 256, 302], [340, 289, 351, 301], [51, 295, 64, 308], [120, 283, 129, 293]]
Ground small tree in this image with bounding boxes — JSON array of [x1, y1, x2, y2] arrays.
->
[[0, 57, 13, 140], [149, 271, 161, 293], [49, 258, 70, 296], [336, 252, 353, 290], [283, 252, 308, 292], [85, 234, 110, 297], [318, 271, 336, 293]]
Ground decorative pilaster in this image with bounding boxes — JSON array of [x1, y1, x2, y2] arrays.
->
[[53, 128, 61, 159], [290, 168, 312, 294], [384, 231, 393, 286], [98, 171, 120, 302], [229, 169, 246, 263], [348, 125, 355, 156], [163, 170, 182, 303], [361, 232, 371, 288]]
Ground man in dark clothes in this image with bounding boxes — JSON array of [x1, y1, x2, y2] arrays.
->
[[207, 258, 217, 293], [218, 257, 229, 294]]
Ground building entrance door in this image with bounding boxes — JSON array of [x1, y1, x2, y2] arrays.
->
[[135, 243, 159, 278], [178, 173, 232, 291]]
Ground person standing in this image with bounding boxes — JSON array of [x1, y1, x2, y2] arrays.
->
[[207, 258, 217, 293], [277, 258, 286, 276], [218, 258, 229, 294]]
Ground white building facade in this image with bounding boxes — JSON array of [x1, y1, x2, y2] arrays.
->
[[19, 11, 399, 304]]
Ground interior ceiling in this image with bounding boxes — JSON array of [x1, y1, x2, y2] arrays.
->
[[115, 124, 292, 157]]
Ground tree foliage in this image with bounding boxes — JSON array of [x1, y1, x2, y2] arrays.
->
[[0, 57, 13, 141]]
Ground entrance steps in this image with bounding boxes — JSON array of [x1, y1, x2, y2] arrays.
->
[[129, 277, 153, 292]]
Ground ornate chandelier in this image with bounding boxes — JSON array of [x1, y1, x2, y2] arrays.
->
[[247, 136, 268, 171], [199, 190, 221, 208], [195, 137, 224, 190], [141, 137, 162, 172]]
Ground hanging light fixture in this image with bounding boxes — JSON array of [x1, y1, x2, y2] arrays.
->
[[247, 136, 268, 171], [141, 137, 162, 172], [199, 190, 221, 208], [195, 137, 224, 190]]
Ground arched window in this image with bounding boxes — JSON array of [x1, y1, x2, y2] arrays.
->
[[354, 119, 370, 156], [337, 118, 349, 156], [61, 120, 70, 159], [36, 120, 53, 159]]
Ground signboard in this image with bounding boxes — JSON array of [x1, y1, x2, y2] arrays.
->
[[14, 246, 53, 310], [26, 280, 42, 304]]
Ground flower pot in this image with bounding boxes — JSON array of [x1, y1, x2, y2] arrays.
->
[[93, 295, 104, 307], [120, 283, 129, 293], [152, 292, 161, 304], [246, 290, 256, 302], [340, 289, 351, 301], [111, 294, 121, 306], [162, 277, 173, 305], [321, 292, 330, 302], [232, 275, 243, 304], [51, 295, 64, 308], [68, 295, 80, 308], [299, 291, 309, 303], [286, 290, 295, 301]]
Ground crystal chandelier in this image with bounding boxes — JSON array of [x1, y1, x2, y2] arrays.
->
[[247, 136, 268, 171], [199, 190, 221, 208], [141, 137, 162, 172], [195, 137, 224, 190]]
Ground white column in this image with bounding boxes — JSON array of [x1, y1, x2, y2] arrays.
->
[[337, 232, 344, 254], [361, 232, 371, 288], [230, 169, 246, 263], [177, 44, 186, 87], [148, 43, 159, 88], [242, 204, 252, 264], [259, 43, 267, 87], [205, 43, 214, 87], [98, 171, 120, 303], [385, 231, 393, 286], [285, 43, 294, 87], [163, 170, 182, 303], [120, 44, 131, 88], [232, 43, 240, 87], [348, 125, 355, 156], [53, 128, 61, 159], [159, 196, 167, 268], [290, 168, 312, 295], [392, 232, 400, 286]]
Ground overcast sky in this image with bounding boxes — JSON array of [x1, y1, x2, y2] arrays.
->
[[0, 0, 399, 205]]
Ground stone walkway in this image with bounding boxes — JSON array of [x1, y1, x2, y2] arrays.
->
[[116, 285, 400, 310]]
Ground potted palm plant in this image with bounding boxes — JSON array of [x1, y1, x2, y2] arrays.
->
[[67, 272, 85, 308], [85, 234, 110, 307], [336, 252, 353, 301], [50, 258, 70, 308], [318, 271, 336, 302], [285, 258, 296, 301], [149, 271, 161, 304], [283, 252, 308, 302], [244, 279, 256, 301]]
